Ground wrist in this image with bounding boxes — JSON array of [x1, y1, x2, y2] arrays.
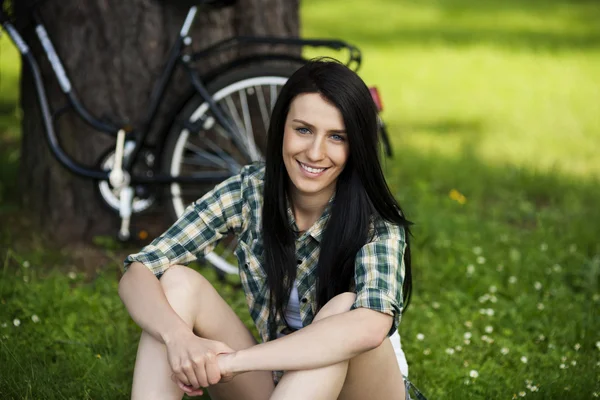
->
[[160, 321, 192, 345], [220, 351, 242, 374]]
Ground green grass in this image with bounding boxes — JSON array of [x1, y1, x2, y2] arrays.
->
[[2, 0, 600, 398]]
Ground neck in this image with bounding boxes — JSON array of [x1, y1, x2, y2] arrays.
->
[[289, 187, 334, 232]]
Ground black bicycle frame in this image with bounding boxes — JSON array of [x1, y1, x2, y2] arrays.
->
[[0, 4, 363, 184]]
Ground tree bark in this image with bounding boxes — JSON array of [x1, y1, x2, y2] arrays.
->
[[16, 0, 299, 242]]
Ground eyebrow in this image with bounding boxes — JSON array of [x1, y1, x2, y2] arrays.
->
[[292, 119, 346, 134]]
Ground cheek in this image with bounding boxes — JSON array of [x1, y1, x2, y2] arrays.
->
[[332, 144, 350, 167]]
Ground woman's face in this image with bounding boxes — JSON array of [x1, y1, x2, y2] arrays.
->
[[282, 93, 350, 201]]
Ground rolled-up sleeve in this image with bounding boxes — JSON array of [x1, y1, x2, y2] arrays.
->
[[123, 170, 246, 278], [351, 226, 406, 336]]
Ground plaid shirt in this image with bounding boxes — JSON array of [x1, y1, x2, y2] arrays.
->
[[124, 163, 406, 345]]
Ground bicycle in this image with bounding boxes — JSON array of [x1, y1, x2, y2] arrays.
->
[[0, 0, 393, 276]]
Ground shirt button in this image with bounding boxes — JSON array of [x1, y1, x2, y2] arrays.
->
[[297, 259, 302, 265], [301, 298, 308, 303]]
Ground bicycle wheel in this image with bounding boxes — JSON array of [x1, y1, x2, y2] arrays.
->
[[162, 63, 301, 275]]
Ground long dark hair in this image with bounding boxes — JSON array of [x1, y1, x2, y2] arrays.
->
[[262, 59, 412, 333]]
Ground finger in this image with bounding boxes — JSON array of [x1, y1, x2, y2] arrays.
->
[[176, 379, 202, 396], [182, 362, 201, 389], [172, 366, 191, 387], [205, 357, 222, 386], [195, 364, 209, 388]]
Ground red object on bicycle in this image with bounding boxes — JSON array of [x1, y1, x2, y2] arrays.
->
[[369, 86, 383, 112]]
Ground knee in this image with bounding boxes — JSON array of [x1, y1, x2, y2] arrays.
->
[[313, 292, 357, 322], [159, 265, 209, 301]]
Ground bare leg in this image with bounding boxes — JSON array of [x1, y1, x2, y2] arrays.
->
[[131, 266, 274, 400], [270, 292, 405, 400]]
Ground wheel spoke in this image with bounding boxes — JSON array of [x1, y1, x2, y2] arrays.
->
[[270, 84, 278, 110], [255, 85, 270, 134], [183, 142, 230, 169], [238, 90, 261, 161]]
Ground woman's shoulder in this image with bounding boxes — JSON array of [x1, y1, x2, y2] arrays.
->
[[368, 214, 406, 243], [239, 162, 266, 184]]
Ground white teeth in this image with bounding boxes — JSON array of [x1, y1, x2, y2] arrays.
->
[[300, 162, 325, 174]]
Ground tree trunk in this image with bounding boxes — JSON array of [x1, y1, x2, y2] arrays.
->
[[16, 0, 299, 243]]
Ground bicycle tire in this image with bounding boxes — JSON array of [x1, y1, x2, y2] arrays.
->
[[162, 62, 302, 275]]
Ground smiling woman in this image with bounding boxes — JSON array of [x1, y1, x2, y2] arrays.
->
[[119, 59, 418, 400], [282, 93, 350, 218]]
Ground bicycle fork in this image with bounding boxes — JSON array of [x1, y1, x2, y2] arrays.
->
[[109, 129, 134, 240]]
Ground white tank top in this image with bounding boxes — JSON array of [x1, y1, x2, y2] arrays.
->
[[283, 282, 409, 376]]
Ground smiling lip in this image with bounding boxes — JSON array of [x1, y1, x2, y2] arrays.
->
[[297, 160, 328, 176]]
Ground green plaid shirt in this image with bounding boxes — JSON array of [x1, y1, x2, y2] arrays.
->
[[124, 163, 406, 345]]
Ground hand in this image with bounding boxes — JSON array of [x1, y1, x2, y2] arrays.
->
[[164, 328, 234, 396]]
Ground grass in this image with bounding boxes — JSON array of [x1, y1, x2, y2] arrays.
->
[[1, 0, 600, 398]]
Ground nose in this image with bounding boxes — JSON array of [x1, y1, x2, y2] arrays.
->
[[306, 135, 326, 162]]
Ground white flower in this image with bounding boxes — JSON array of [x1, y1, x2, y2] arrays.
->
[[1, 323, 7, 328], [592, 391, 598, 398], [463, 360, 469, 367], [431, 302, 440, 309], [68, 271, 77, 280], [31, 315, 40, 323], [489, 285, 497, 293], [571, 360, 577, 366], [23, 261, 30, 268], [529, 385, 539, 392], [561, 356, 567, 362], [455, 345, 463, 352], [469, 370, 479, 378], [476, 256, 486, 264], [574, 343, 581, 351], [13, 319, 20, 327], [464, 339, 471, 345], [478, 294, 489, 303], [416, 333, 425, 341], [464, 332, 472, 340], [464, 321, 472, 328], [509, 276, 517, 284], [486, 308, 495, 316], [596, 341, 600, 350], [521, 356, 528, 364], [553, 264, 562, 272], [466, 264, 475, 275], [534, 282, 542, 290], [540, 243, 548, 251], [423, 348, 431, 355], [485, 325, 493, 333], [560, 363, 566, 369], [519, 391, 526, 397], [473, 246, 482, 255], [538, 334, 545, 341], [537, 303, 545, 310], [490, 295, 497, 303], [501, 347, 509, 355], [445, 348, 455, 355]]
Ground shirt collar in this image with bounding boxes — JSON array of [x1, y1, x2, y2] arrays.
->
[[286, 193, 335, 244]]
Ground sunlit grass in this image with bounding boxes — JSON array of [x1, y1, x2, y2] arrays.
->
[[1, 0, 599, 398]]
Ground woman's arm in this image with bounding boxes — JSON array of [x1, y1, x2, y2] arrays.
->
[[222, 307, 392, 374], [118, 262, 190, 342]]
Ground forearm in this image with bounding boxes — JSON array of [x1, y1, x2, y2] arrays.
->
[[118, 262, 189, 343], [230, 309, 387, 373]]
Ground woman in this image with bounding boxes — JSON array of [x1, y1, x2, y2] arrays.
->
[[120, 59, 414, 400]]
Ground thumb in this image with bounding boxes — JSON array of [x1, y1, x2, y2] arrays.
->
[[215, 342, 235, 355]]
